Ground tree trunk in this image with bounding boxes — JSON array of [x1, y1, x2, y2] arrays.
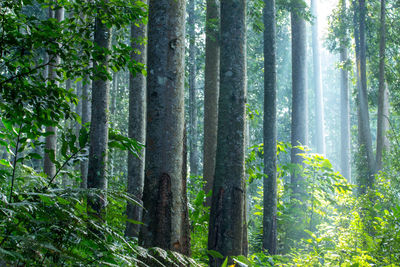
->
[[290, 1, 307, 199], [44, 7, 64, 179], [376, 0, 389, 170], [340, 0, 351, 180], [87, 16, 112, 217], [354, 0, 375, 193], [126, 4, 147, 238], [203, 0, 220, 207], [311, 0, 325, 155], [262, 0, 277, 255], [208, 0, 246, 265], [80, 78, 90, 189], [139, 0, 190, 255], [188, 0, 199, 176]]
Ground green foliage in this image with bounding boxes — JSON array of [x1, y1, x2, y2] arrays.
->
[[242, 137, 400, 266], [187, 174, 209, 266]]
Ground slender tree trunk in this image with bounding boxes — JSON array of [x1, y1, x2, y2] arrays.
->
[[62, 79, 73, 188], [311, 0, 325, 154], [354, 0, 375, 193], [376, 0, 389, 170], [290, 1, 307, 199], [188, 0, 199, 176], [87, 16, 112, 217], [80, 78, 90, 189], [110, 72, 117, 117], [126, 4, 147, 238], [203, 0, 220, 207], [262, 0, 277, 255], [208, 0, 246, 265], [139, 0, 190, 255], [109, 72, 117, 179], [44, 7, 64, 179], [340, 0, 351, 180]]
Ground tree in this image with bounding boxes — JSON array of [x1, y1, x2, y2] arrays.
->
[[353, 0, 375, 192], [311, 0, 325, 155], [263, 0, 277, 255], [290, 0, 308, 199], [126, 1, 147, 238], [188, 0, 199, 176], [80, 77, 90, 189], [139, 0, 190, 255], [87, 15, 112, 217], [339, 0, 351, 180], [44, 7, 64, 179], [203, 0, 220, 207], [376, 0, 389, 170], [207, 0, 247, 265]]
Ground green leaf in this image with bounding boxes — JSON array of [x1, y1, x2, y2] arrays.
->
[[79, 127, 88, 148], [207, 250, 224, 259], [0, 159, 13, 168], [28, 153, 42, 159], [221, 257, 228, 267]]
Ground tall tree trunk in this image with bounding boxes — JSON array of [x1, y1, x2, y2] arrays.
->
[[110, 72, 118, 118], [262, 0, 277, 255], [203, 0, 220, 207], [376, 0, 389, 170], [188, 0, 199, 176], [340, 0, 351, 180], [80, 78, 90, 189], [354, 0, 375, 193], [109, 72, 117, 179], [290, 1, 307, 199], [62, 79, 73, 188], [44, 7, 64, 179], [126, 4, 147, 238], [139, 0, 190, 255], [208, 0, 246, 265], [311, 0, 325, 154], [87, 16, 112, 217]]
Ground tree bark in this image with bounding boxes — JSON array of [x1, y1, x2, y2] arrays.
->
[[203, 0, 220, 207], [262, 0, 277, 255], [188, 0, 199, 176], [290, 1, 307, 199], [44, 7, 64, 179], [126, 3, 147, 238], [339, 0, 351, 180], [376, 0, 389, 170], [139, 0, 190, 255], [311, 0, 325, 155], [208, 0, 246, 265], [354, 0, 376, 193], [87, 16, 112, 217], [80, 77, 90, 189]]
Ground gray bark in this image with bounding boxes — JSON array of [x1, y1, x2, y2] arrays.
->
[[354, 0, 376, 192], [80, 78, 90, 189], [203, 0, 220, 207], [139, 0, 190, 255], [208, 0, 247, 265], [126, 5, 147, 238], [110, 72, 118, 118], [376, 0, 389, 170], [188, 0, 199, 176], [44, 7, 64, 179], [311, 0, 325, 155], [87, 16, 112, 217], [290, 2, 308, 199], [340, 0, 351, 180], [263, 0, 277, 255]]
